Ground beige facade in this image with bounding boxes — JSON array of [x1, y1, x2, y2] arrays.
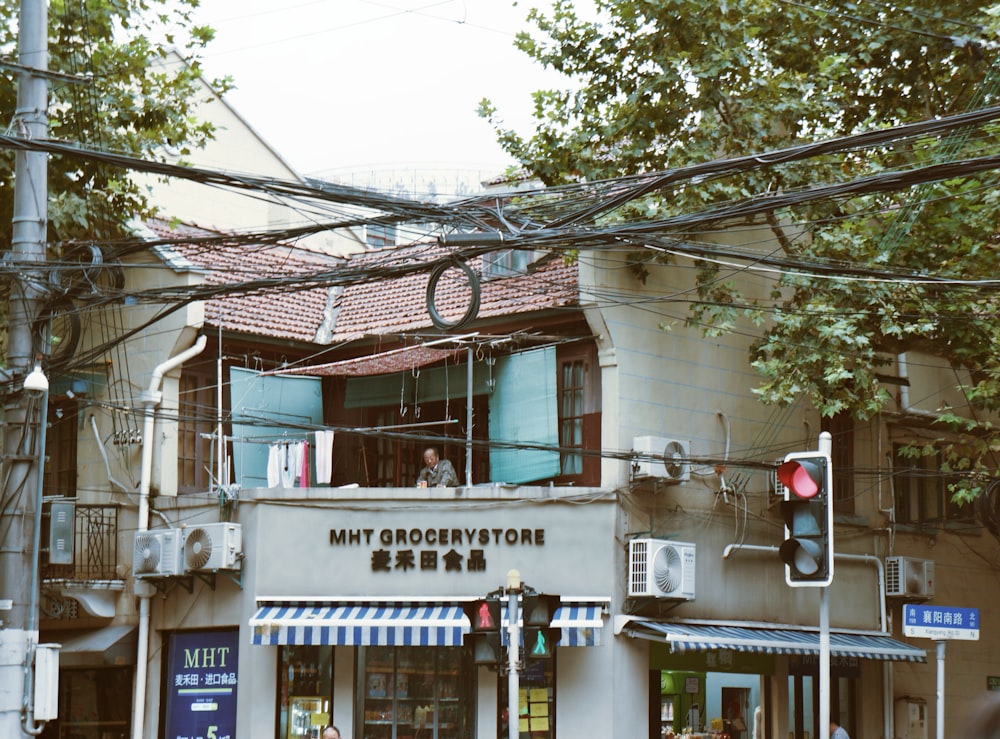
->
[[40, 227, 1000, 739]]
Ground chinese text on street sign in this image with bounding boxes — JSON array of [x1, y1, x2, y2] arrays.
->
[[903, 604, 979, 641]]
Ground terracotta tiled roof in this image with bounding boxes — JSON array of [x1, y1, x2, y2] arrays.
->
[[329, 243, 579, 341], [144, 220, 341, 343], [141, 222, 578, 345]]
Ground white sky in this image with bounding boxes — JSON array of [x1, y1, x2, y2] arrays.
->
[[187, 0, 564, 180]]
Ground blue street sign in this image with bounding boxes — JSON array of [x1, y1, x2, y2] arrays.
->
[[903, 604, 980, 641]]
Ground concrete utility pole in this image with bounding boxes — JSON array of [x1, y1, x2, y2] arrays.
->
[[0, 0, 49, 736]]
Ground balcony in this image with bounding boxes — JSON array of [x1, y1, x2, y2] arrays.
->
[[41, 503, 125, 619]]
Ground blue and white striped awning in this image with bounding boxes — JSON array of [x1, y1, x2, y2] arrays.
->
[[500, 602, 606, 647], [250, 603, 468, 647], [625, 622, 926, 663]]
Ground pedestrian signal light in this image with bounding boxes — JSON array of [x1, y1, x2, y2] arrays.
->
[[526, 627, 552, 658], [472, 632, 502, 666], [777, 452, 834, 587], [468, 598, 500, 632], [475, 601, 495, 630], [521, 592, 560, 660], [463, 598, 503, 668]]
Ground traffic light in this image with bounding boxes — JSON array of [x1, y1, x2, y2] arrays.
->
[[522, 593, 560, 660], [777, 452, 833, 587], [464, 598, 502, 666]]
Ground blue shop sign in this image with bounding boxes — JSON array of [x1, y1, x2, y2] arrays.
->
[[164, 629, 240, 739]]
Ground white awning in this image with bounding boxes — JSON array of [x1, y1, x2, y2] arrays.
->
[[625, 621, 926, 662], [250, 603, 468, 647]]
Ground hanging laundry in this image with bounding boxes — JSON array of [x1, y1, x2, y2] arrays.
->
[[315, 429, 334, 484], [300, 440, 310, 487], [281, 441, 301, 488], [267, 443, 282, 488]]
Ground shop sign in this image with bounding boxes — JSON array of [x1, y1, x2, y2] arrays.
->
[[329, 526, 546, 573], [164, 629, 239, 739], [649, 643, 775, 674], [789, 654, 860, 678], [988, 676, 1000, 691]]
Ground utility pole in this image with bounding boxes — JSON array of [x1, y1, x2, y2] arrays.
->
[[1, 0, 48, 736]]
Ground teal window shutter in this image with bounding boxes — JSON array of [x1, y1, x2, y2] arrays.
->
[[488, 347, 560, 484], [230, 367, 324, 488]]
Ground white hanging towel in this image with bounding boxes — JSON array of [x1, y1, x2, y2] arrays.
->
[[315, 429, 335, 484], [267, 443, 282, 488]]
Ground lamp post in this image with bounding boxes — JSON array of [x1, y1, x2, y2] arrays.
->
[[3, 0, 49, 734], [505, 570, 521, 739], [22, 364, 49, 736]]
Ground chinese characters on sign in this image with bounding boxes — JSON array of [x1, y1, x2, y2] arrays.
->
[[903, 604, 980, 641], [330, 526, 546, 574], [164, 629, 240, 739]]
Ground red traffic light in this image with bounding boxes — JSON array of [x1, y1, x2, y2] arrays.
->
[[777, 452, 833, 587], [778, 458, 824, 499]]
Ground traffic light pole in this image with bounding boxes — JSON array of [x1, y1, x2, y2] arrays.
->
[[818, 431, 832, 739], [505, 570, 521, 739]]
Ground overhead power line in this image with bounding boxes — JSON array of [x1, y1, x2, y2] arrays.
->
[[3, 103, 1000, 241]]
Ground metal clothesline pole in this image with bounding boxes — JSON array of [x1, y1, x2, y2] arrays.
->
[[466, 346, 473, 487]]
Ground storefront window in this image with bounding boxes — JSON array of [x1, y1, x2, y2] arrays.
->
[[360, 645, 470, 739], [788, 655, 857, 739], [650, 664, 763, 739], [279, 645, 334, 739], [498, 660, 555, 739]]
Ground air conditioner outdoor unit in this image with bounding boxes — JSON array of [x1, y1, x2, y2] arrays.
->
[[182, 523, 243, 572], [133, 528, 184, 578], [885, 556, 934, 599], [627, 538, 696, 600], [633, 436, 691, 483]]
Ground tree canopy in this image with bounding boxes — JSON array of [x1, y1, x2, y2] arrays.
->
[[0, 0, 228, 247], [481, 0, 1000, 499]]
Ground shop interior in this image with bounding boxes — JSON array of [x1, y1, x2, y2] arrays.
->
[[650, 666, 762, 739]]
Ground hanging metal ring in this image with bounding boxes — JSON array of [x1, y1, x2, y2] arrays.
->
[[426, 256, 481, 331]]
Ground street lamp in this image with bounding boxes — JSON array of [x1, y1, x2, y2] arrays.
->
[[22, 361, 56, 733], [505, 570, 521, 739], [23, 364, 48, 395]]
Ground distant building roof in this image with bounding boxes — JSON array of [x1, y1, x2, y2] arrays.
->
[[141, 221, 578, 347], [328, 243, 578, 342], [144, 219, 341, 344]]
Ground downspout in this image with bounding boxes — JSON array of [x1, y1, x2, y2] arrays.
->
[[131, 335, 207, 739]]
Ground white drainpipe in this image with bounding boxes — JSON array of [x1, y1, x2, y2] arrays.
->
[[131, 335, 207, 739]]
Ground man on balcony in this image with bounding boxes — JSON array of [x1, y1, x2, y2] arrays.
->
[[416, 447, 459, 487]]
